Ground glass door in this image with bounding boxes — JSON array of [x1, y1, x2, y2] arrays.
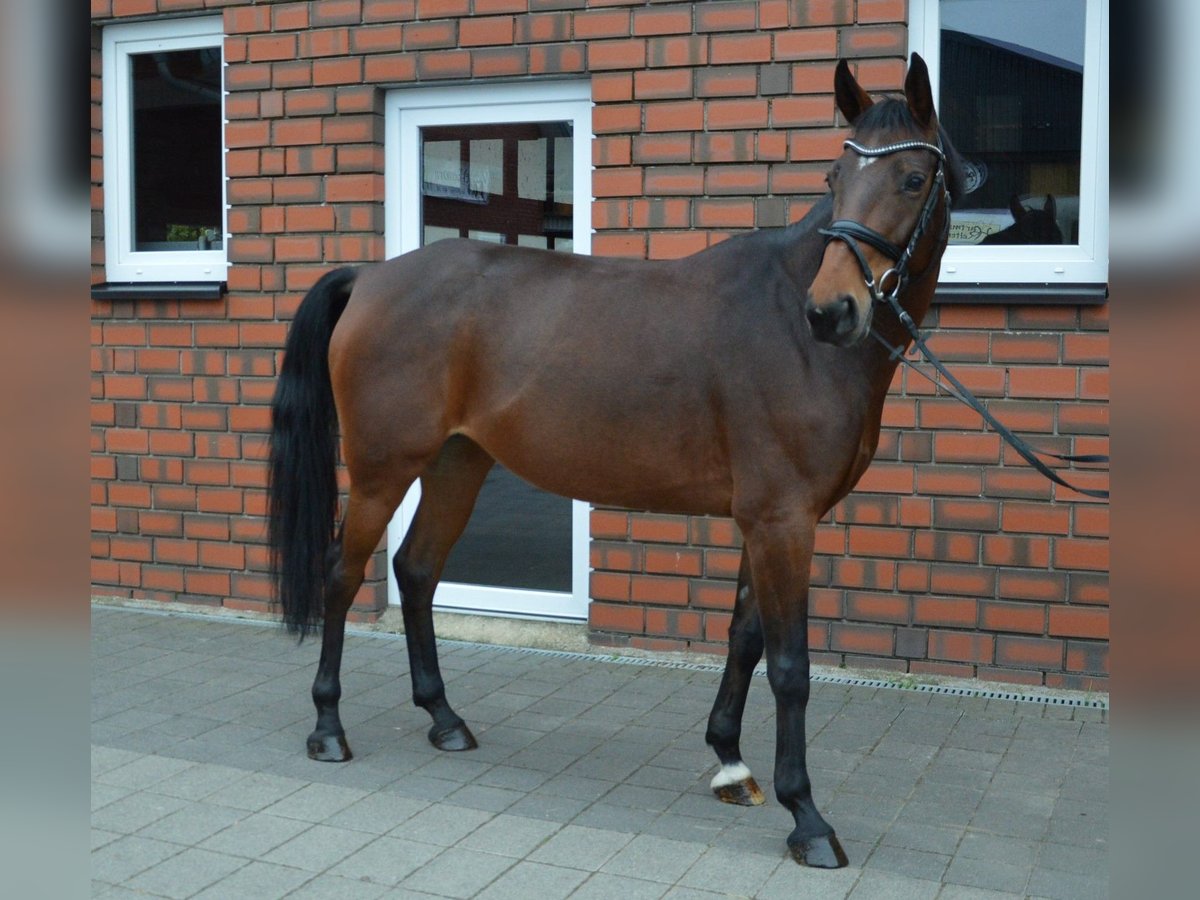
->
[[384, 83, 592, 620]]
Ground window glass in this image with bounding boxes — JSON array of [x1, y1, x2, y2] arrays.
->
[[938, 0, 1086, 246], [420, 122, 575, 252], [130, 47, 223, 251]]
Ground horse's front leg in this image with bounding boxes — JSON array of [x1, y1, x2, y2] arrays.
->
[[705, 548, 766, 806], [741, 512, 847, 868]]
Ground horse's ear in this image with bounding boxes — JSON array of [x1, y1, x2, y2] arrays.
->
[[904, 52, 935, 129], [834, 59, 874, 126], [1009, 194, 1026, 222], [1044, 194, 1056, 221]]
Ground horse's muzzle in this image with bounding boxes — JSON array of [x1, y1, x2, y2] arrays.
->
[[805, 294, 864, 346]]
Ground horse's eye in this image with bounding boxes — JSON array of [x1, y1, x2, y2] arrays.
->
[[904, 173, 926, 193]]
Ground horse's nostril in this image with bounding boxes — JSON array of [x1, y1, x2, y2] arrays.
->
[[807, 295, 858, 343]]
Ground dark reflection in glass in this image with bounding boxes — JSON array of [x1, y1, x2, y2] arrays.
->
[[441, 466, 573, 592]]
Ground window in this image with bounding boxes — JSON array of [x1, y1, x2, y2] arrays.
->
[[910, 0, 1108, 287], [102, 18, 226, 283]]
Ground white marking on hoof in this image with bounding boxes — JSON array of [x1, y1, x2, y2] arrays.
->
[[710, 762, 753, 790]]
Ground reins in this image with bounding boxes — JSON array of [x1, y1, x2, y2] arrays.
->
[[823, 137, 1109, 500]]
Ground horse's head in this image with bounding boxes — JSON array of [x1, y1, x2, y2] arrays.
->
[[806, 54, 960, 347]]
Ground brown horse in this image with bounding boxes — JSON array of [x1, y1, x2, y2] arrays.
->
[[268, 54, 965, 867]]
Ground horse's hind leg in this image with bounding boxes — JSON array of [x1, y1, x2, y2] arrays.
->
[[308, 489, 402, 761], [705, 549, 766, 806], [394, 436, 495, 751]]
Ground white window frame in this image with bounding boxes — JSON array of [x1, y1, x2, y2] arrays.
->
[[910, 0, 1108, 286], [102, 17, 227, 283], [384, 81, 594, 621]]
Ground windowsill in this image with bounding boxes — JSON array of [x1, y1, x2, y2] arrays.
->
[[91, 281, 226, 301], [933, 283, 1108, 305]]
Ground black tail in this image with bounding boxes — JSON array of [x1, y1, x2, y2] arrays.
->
[[268, 267, 358, 639]]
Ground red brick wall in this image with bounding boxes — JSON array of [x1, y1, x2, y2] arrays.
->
[[90, 1, 1109, 689]]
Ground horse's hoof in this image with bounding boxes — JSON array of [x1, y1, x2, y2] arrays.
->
[[429, 722, 477, 752], [788, 831, 848, 868], [713, 776, 765, 806], [307, 732, 353, 762], [710, 763, 765, 806]]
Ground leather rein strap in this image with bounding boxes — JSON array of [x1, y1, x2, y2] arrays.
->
[[823, 136, 1109, 500]]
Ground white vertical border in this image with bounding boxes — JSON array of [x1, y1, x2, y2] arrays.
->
[[383, 81, 594, 621], [102, 17, 228, 282], [909, 0, 1108, 285]]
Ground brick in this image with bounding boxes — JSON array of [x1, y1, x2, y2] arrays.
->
[[633, 68, 693, 100], [1065, 640, 1108, 675], [694, 199, 755, 228], [771, 96, 833, 127], [644, 167, 704, 196], [646, 608, 702, 640], [643, 546, 703, 577], [829, 622, 893, 656], [416, 50, 473, 80], [692, 132, 755, 163], [459, 16, 515, 46], [707, 99, 769, 130], [646, 35, 707, 69], [695, 66, 757, 98], [845, 591, 909, 624], [704, 165, 769, 195], [573, 9, 631, 39], [1053, 538, 1109, 572], [773, 28, 838, 60], [1048, 606, 1108, 639], [928, 631, 993, 664], [929, 565, 995, 598], [709, 33, 771, 64], [994, 635, 1063, 670], [979, 600, 1045, 635], [644, 100, 704, 133], [589, 39, 647, 71], [1001, 502, 1070, 536], [631, 133, 691, 164], [529, 43, 586, 74], [648, 231, 708, 259], [840, 24, 905, 58], [982, 534, 1051, 568], [516, 12, 571, 44], [630, 575, 689, 605], [914, 596, 977, 628], [633, 7, 693, 36]]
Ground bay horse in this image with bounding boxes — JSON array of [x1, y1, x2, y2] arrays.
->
[[268, 54, 965, 868]]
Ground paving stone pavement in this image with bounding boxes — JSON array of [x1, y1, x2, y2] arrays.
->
[[91, 607, 1108, 898]]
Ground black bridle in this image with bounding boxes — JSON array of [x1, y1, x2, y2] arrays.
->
[[818, 136, 1109, 500], [819, 137, 950, 314]]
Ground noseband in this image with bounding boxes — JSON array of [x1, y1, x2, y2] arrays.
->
[[819, 138, 950, 315]]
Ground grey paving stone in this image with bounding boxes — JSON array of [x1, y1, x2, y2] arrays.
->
[[1025, 865, 1108, 900], [387, 801, 494, 846], [568, 871, 669, 900], [400, 846, 516, 898], [328, 835, 441, 886], [475, 860, 590, 899], [205, 771, 309, 811], [92, 789, 190, 834], [198, 811, 313, 858], [263, 782, 372, 823], [528, 824, 633, 871], [263, 823, 378, 872], [943, 854, 1032, 894], [190, 860, 313, 899], [848, 870, 942, 899], [676, 845, 781, 896], [125, 846, 247, 899], [91, 834, 182, 885], [137, 800, 245, 846], [322, 792, 430, 835], [879, 820, 965, 857], [458, 813, 561, 858], [865, 843, 951, 882], [601, 834, 707, 884], [92, 781, 134, 813], [934, 886, 1023, 900], [755, 860, 860, 899]]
